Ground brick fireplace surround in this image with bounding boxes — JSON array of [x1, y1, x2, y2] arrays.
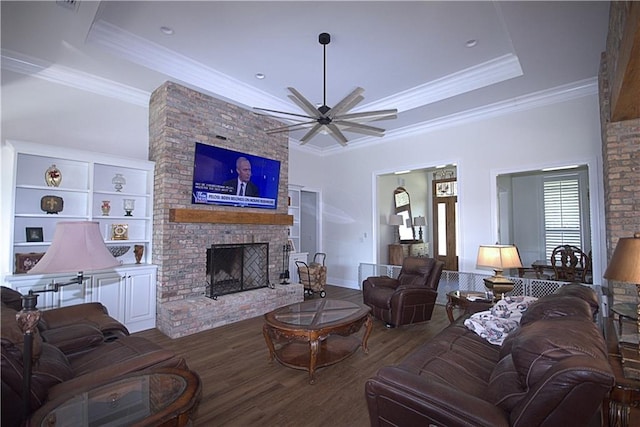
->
[[599, 2, 640, 305], [149, 81, 303, 338]]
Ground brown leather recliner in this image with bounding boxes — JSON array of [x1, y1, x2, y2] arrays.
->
[[362, 257, 444, 327]]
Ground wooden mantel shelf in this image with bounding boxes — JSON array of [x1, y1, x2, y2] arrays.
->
[[169, 209, 293, 225]]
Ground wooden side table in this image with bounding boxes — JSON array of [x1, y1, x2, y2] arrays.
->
[[445, 291, 493, 323], [388, 244, 404, 265]]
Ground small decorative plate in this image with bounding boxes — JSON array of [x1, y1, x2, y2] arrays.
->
[[111, 224, 128, 240], [40, 195, 64, 214]]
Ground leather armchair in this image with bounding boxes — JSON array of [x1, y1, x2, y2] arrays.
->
[[363, 257, 444, 327]]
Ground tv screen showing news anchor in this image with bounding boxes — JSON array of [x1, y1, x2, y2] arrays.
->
[[191, 142, 281, 209]]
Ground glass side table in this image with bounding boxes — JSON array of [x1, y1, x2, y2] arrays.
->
[[612, 302, 639, 346]]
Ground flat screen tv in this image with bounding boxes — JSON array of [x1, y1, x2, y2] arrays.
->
[[192, 142, 281, 209]]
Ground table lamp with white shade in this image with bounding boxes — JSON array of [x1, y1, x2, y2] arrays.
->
[[413, 216, 426, 241], [388, 214, 403, 244], [476, 244, 523, 299]]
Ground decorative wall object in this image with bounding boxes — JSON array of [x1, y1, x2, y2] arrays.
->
[[101, 200, 111, 216], [25, 227, 43, 242], [108, 245, 130, 258], [45, 164, 61, 187], [111, 224, 128, 240], [134, 244, 144, 264], [40, 195, 64, 214], [15, 252, 45, 274], [112, 173, 126, 192]]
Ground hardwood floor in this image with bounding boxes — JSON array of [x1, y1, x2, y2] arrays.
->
[[134, 285, 451, 427]]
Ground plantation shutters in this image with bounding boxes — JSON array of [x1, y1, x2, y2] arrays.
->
[[543, 176, 582, 259]]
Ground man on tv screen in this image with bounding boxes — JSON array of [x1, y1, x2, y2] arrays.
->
[[223, 156, 260, 197]]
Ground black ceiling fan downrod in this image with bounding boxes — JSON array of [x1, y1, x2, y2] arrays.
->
[[319, 32, 331, 116]]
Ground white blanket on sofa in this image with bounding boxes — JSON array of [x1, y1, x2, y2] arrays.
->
[[464, 296, 538, 345]]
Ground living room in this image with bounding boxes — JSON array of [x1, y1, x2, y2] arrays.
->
[[3, 1, 634, 293], [1, 1, 639, 425]]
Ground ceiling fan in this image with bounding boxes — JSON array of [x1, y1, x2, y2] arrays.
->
[[254, 33, 398, 147]]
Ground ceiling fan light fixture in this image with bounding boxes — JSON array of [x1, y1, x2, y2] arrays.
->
[[254, 32, 397, 147]]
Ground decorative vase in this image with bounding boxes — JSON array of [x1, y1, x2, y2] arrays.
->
[[101, 200, 111, 216], [45, 164, 62, 187], [112, 173, 126, 192], [134, 245, 144, 264]]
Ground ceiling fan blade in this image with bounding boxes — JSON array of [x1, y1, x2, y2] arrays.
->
[[328, 87, 365, 118], [299, 123, 324, 145], [333, 120, 385, 136], [287, 95, 321, 119], [334, 109, 398, 121], [287, 87, 321, 117], [266, 120, 319, 134], [326, 124, 348, 147], [330, 95, 364, 118], [253, 107, 315, 120]]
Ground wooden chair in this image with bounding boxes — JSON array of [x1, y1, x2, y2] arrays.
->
[[550, 245, 589, 283]]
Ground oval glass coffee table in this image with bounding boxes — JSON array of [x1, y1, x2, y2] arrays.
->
[[263, 299, 372, 384], [29, 368, 201, 427]]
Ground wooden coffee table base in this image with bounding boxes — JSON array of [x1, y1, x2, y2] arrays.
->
[[263, 300, 372, 384]]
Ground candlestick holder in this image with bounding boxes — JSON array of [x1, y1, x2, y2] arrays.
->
[[123, 199, 135, 216]]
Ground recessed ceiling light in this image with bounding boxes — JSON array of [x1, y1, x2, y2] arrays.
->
[[465, 39, 478, 48], [255, 73, 265, 80], [160, 26, 174, 35]]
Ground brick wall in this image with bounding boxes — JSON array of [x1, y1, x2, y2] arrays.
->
[[599, 2, 640, 303], [149, 81, 302, 337]]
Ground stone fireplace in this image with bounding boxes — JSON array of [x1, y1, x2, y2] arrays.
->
[[149, 81, 303, 338]]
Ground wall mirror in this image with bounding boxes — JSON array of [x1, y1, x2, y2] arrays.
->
[[394, 187, 415, 242]]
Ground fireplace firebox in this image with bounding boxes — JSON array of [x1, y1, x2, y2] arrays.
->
[[206, 243, 269, 299]]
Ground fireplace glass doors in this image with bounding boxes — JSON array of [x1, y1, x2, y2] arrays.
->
[[206, 243, 269, 299]]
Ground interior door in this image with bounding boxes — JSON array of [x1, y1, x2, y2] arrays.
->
[[433, 178, 458, 271]]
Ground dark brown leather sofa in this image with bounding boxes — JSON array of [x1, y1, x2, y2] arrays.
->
[[1, 287, 190, 427], [363, 257, 444, 327], [365, 285, 615, 426]]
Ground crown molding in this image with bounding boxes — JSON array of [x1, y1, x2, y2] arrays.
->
[[1, 49, 149, 106], [87, 20, 292, 112], [303, 77, 598, 156], [357, 54, 523, 113]]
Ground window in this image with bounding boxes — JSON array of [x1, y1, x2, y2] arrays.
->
[[543, 175, 582, 259]]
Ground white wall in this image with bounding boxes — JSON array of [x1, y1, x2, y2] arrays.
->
[[2, 93, 605, 291], [289, 94, 605, 289]]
